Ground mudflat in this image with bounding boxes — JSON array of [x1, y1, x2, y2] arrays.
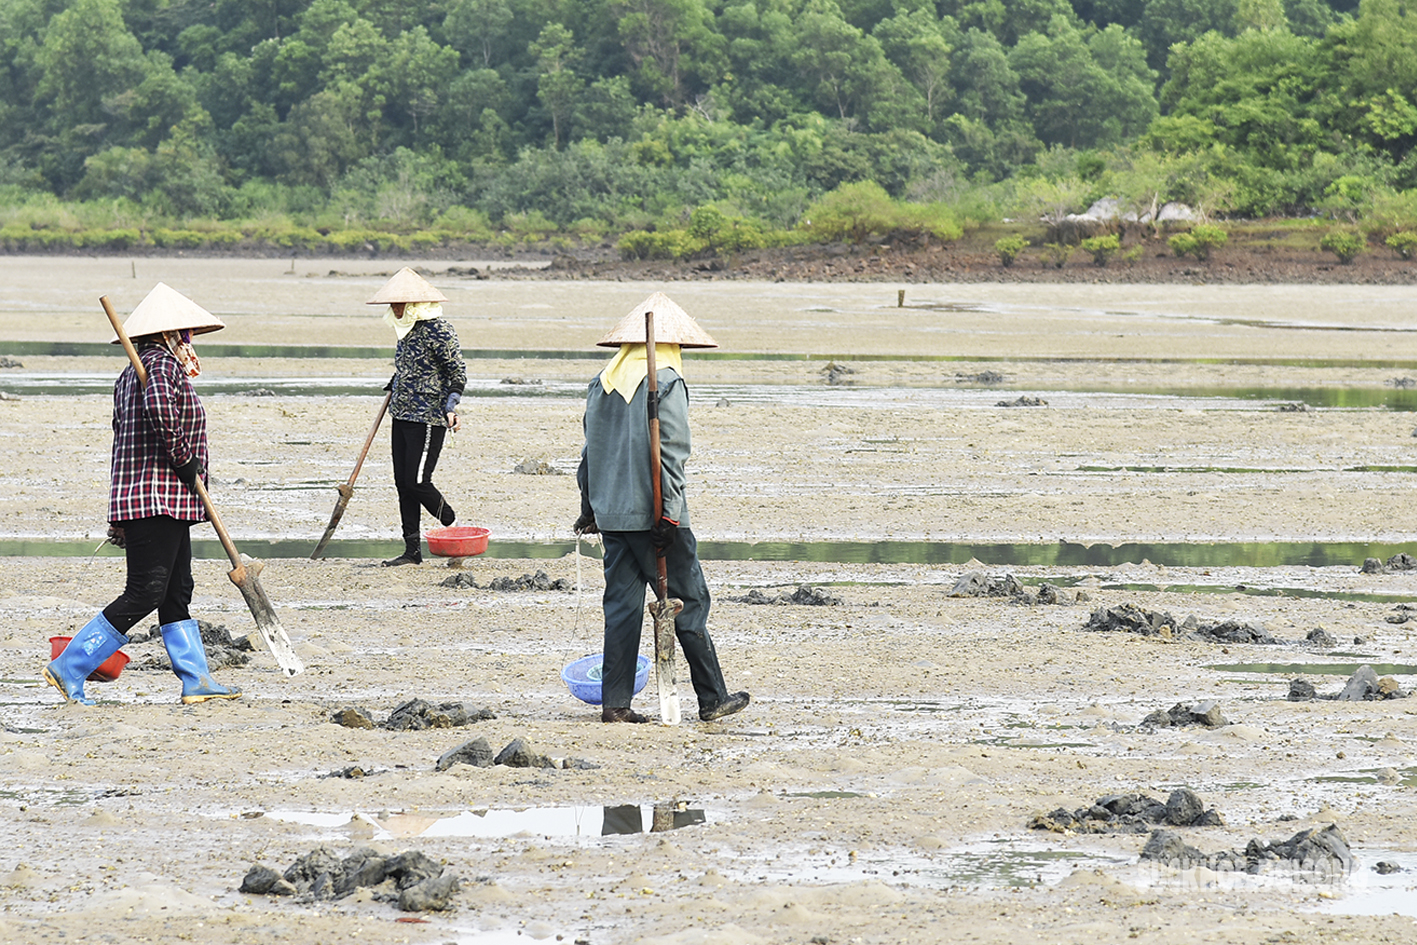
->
[[1, 258, 1416, 944]]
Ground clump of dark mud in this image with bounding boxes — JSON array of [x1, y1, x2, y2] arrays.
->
[[1031, 788, 1222, 835], [730, 585, 841, 606], [127, 620, 254, 672], [1276, 401, 1309, 412], [500, 377, 543, 386], [948, 571, 1085, 605], [331, 699, 496, 730], [955, 370, 1004, 383], [1141, 701, 1228, 729], [239, 845, 468, 911], [0, 357, 23, 368], [512, 456, 562, 475], [441, 569, 571, 591], [1360, 553, 1417, 574], [996, 395, 1047, 407], [820, 362, 855, 385], [1306, 627, 1337, 646], [1288, 665, 1408, 702], [1385, 603, 1417, 625], [1082, 603, 1277, 643], [435, 735, 599, 772], [1141, 823, 1352, 878]]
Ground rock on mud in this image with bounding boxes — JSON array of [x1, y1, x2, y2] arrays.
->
[[1030, 789, 1222, 834], [436, 737, 495, 771], [494, 737, 557, 768], [1337, 665, 1408, 701], [443, 570, 572, 591], [1141, 823, 1352, 876], [332, 700, 495, 730], [732, 585, 842, 605], [1141, 701, 1228, 729], [949, 571, 1081, 605], [242, 845, 460, 912], [1082, 604, 1276, 643], [1361, 553, 1417, 574]]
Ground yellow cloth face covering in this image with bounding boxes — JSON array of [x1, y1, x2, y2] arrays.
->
[[384, 301, 443, 340], [600, 343, 683, 402]]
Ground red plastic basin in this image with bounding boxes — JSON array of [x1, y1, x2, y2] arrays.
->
[[425, 526, 490, 558], [49, 635, 130, 682]]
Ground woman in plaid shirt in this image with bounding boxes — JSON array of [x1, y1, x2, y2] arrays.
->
[[43, 283, 242, 706]]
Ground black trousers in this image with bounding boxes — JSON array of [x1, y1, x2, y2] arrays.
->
[[390, 418, 452, 543], [102, 515, 194, 634], [600, 527, 730, 712]]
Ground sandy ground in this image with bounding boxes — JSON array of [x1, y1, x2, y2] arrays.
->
[[2, 262, 1417, 943]]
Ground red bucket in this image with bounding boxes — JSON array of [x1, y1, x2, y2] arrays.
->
[[49, 636, 130, 683], [425, 526, 490, 558]]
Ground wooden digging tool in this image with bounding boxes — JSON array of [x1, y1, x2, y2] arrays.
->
[[645, 311, 682, 726], [101, 296, 305, 677], [311, 391, 390, 559]]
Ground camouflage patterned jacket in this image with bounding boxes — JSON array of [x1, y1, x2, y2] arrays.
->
[[390, 318, 466, 426]]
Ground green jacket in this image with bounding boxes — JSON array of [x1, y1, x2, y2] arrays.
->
[[578, 367, 690, 532], [390, 318, 466, 425]]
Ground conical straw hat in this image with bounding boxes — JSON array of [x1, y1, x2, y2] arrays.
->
[[595, 292, 718, 348], [367, 267, 448, 304], [110, 282, 224, 343]]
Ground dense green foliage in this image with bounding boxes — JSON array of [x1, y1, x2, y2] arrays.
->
[[5, 0, 1416, 250]]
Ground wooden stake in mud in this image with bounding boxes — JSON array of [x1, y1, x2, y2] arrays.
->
[[311, 391, 390, 559], [645, 311, 682, 726], [101, 296, 305, 677]]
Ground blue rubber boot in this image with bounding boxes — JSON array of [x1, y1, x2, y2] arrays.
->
[[160, 619, 242, 704], [43, 612, 127, 706]]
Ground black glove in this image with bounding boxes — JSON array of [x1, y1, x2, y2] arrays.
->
[[650, 517, 677, 553], [106, 526, 126, 549], [574, 511, 598, 535], [173, 457, 203, 489]]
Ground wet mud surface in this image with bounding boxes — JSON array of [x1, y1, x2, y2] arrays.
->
[[2, 260, 1417, 943]]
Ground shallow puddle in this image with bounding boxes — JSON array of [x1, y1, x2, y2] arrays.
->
[[1207, 662, 1417, 676], [6, 537, 1408, 570], [1308, 767, 1417, 788], [263, 802, 707, 839]]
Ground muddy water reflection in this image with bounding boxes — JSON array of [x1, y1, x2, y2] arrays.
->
[[266, 802, 707, 838], [4, 538, 1414, 568]]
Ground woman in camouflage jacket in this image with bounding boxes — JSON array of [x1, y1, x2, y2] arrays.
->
[[368, 268, 467, 566]]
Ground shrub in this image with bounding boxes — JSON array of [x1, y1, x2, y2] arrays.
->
[[1168, 232, 1197, 258], [1121, 244, 1145, 266], [151, 228, 204, 249], [1386, 232, 1417, 260], [1320, 229, 1365, 264], [1188, 223, 1228, 260], [1040, 243, 1072, 268], [1080, 234, 1120, 267], [617, 228, 690, 260], [994, 235, 1027, 267]]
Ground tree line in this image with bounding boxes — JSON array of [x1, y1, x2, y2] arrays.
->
[[6, 0, 1417, 255]]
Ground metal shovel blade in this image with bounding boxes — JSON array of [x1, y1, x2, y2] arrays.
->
[[229, 556, 304, 677], [649, 596, 682, 725]]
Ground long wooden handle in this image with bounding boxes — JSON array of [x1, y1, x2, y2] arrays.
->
[[645, 311, 669, 603], [101, 295, 244, 573], [347, 392, 391, 488]]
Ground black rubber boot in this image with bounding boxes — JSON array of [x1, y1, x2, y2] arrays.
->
[[382, 534, 423, 567]]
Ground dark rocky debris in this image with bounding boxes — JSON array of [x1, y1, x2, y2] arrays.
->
[[1141, 701, 1228, 729], [441, 569, 572, 591], [1360, 553, 1417, 574], [996, 396, 1047, 407], [127, 620, 254, 672], [1030, 789, 1223, 835], [436, 735, 600, 772], [1287, 665, 1408, 702], [947, 571, 1086, 605], [331, 699, 495, 730], [1140, 823, 1352, 877], [1082, 603, 1276, 643], [730, 585, 842, 606], [240, 846, 463, 912]]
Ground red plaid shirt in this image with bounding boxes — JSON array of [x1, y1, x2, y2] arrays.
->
[[108, 345, 209, 524]]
